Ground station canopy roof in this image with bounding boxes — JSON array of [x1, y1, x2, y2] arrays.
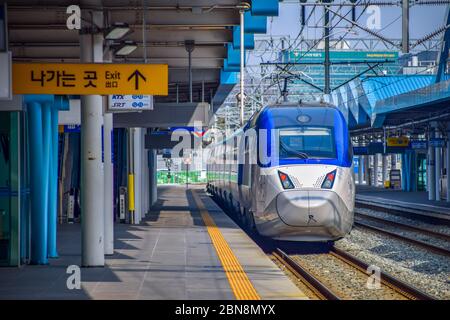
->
[[7, 0, 245, 104]]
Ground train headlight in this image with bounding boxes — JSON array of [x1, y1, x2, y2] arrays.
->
[[321, 170, 337, 189], [278, 171, 295, 189]]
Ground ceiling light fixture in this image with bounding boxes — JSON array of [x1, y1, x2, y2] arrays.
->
[[105, 22, 132, 40], [113, 40, 138, 56]]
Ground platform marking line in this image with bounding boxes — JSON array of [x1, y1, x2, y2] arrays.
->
[[191, 190, 260, 300]]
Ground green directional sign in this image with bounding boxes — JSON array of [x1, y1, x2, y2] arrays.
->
[[289, 51, 399, 63]]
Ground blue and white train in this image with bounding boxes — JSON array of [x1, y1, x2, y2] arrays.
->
[[206, 102, 355, 242]]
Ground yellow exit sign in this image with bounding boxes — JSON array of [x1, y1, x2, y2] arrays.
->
[[12, 63, 168, 95]]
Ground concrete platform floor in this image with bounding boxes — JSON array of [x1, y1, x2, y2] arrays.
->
[[356, 185, 450, 215], [0, 185, 307, 300]]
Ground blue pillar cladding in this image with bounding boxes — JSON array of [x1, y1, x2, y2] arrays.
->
[[251, 0, 279, 16], [232, 27, 255, 50], [227, 43, 242, 66], [25, 94, 63, 264], [244, 11, 267, 34], [47, 104, 59, 258], [27, 102, 48, 265], [223, 59, 240, 72], [220, 70, 238, 84]]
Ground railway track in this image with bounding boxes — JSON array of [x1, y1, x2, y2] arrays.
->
[[354, 213, 450, 257], [273, 248, 340, 300], [355, 210, 450, 241], [355, 200, 450, 226], [210, 193, 440, 300], [273, 246, 437, 300]]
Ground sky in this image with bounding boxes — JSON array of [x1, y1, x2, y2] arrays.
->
[[265, 2, 447, 43]]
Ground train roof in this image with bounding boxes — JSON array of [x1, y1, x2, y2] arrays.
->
[[264, 101, 336, 109], [207, 102, 344, 148]]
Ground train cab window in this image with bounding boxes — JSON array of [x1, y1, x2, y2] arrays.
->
[[279, 127, 336, 159]]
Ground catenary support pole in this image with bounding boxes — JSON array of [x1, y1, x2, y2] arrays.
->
[[402, 0, 409, 53], [324, 4, 331, 94], [80, 10, 105, 267], [239, 7, 245, 126]]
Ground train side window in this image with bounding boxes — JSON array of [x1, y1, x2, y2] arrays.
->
[[243, 136, 252, 186]]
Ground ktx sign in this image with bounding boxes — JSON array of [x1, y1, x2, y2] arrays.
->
[[12, 63, 168, 95], [108, 95, 154, 111]]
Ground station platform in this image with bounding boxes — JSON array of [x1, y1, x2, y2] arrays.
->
[[356, 185, 450, 218], [0, 185, 307, 300]]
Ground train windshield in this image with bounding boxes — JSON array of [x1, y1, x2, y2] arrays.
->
[[279, 127, 336, 159]]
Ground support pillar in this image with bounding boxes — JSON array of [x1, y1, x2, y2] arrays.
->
[[28, 102, 48, 265], [133, 128, 143, 224], [127, 128, 135, 224], [149, 149, 157, 206], [382, 154, 387, 188], [435, 126, 442, 200], [142, 131, 149, 216], [363, 155, 369, 185], [373, 154, 379, 187], [446, 122, 450, 202], [358, 155, 363, 185], [103, 112, 114, 255], [428, 125, 436, 201], [391, 154, 397, 169], [47, 103, 59, 258], [80, 10, 105, 266]]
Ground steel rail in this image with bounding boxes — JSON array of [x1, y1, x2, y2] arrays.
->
[[273, 248, 340, 300]]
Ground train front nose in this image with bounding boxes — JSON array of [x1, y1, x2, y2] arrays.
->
[[275, 190, 351, 238]]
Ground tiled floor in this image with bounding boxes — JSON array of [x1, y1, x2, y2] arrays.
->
[[0, 185, 307, 300]]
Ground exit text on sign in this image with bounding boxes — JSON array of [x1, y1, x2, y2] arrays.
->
[[12, 63, 168, 95]]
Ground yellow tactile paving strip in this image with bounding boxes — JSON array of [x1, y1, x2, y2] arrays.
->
[[191, 190, 261, 300]]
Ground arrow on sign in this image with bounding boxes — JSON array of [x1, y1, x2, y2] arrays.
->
[[127, 70, 147, 90]]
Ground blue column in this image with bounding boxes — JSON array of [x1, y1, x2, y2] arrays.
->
[[48, 104, 59, 258], [28, 102, 48, 265]]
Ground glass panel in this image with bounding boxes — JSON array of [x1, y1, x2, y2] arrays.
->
[[279, 126, 336, 159], [0, 112, 11, 265]]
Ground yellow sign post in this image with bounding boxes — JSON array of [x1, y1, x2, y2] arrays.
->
[[12, 63, 168, 95]]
